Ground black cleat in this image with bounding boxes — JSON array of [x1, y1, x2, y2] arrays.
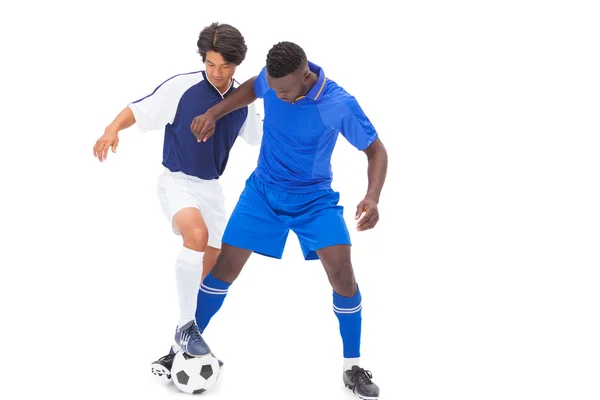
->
[[151, 351, 175, 381], [343, 365, 380, 400]]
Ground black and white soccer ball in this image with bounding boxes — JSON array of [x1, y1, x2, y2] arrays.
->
[[171, 351, 221, 394]]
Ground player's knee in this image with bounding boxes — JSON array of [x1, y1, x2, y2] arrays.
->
[[330, 265, 357, 297], [182, 228, 209, 252]]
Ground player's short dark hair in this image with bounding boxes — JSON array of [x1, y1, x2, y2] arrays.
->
[[197, 22, 247, 65], [266, 41, 307, 78]]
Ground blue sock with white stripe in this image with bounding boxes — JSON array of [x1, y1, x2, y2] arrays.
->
[[333, 286, 362, 369], [195, 273, 230, 332]]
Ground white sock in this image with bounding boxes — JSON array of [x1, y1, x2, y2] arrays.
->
[[344, 357, 360, 371], [175, 246, 204, 328]]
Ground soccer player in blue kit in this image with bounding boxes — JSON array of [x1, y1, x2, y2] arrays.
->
[[190, 41, 388, 399], [92, 23, 262, 378]]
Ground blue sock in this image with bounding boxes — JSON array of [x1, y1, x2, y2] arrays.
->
[[195, 273, 230, 332], [333, 286, 362, 359]]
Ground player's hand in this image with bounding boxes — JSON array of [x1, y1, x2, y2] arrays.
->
[[190, 111, 217, 142], [93, 130, 119, 162], [355, 198, 379, 231]]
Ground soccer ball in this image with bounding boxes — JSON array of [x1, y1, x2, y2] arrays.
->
[[171, 351, 221, 394]]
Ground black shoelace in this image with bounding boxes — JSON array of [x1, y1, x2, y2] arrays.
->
[[352, 368, 374, 385]]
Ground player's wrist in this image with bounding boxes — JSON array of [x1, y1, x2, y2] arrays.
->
[[363, 193, 380, 204], [104, 126, 120, 137], [206, 105, 223, 121]]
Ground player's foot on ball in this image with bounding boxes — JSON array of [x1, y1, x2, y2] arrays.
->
[[174, 320, 211, 357], [343, 365, 380, 400]]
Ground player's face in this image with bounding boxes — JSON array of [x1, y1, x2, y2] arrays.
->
[[205, 50, 237, 92], [267, 68, 306, 103]]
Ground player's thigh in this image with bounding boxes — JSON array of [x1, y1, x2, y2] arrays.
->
[[316, 244, 357, 297], [222, 177, 289, 259], [195, 180, 227, 251], [157, 169, 205, 233]]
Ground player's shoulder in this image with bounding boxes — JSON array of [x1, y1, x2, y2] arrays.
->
[[156, 70, 205, 92], [160, 69, 203, 84], [320, 78, 357, 109]]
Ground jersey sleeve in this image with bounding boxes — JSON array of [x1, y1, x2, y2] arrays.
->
[[322, 95, 379, 151], [238, 100, 263, 146], [128, 72, 200, 132], [253, 67, 270, 99]]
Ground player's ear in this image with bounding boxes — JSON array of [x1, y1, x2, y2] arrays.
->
[[303, 70, 311, 83]]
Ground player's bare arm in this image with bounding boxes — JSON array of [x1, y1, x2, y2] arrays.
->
[[355, 138, 388, 232], [93, 106, 135, 162], [190, 76, 258, 143]]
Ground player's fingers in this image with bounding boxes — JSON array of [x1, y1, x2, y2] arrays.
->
[[196, 123, 207, 142], [195, 121, 205, 138], [193, 121, 204, 141], [357, 210, 376, 231], [200, 123, 212, 141], [111, 138, 119, 152], [96, 143, 106, 162], [102, 143, 110, 161], [191, 118, 201, 138], [372, 215, 380, 228], [202, 127, 215, 142], [197, 124, 209, 142], [355, 202, 366, 220], [362, 215, 380, 231]]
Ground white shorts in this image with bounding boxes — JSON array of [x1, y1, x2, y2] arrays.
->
[[156, 168, 227, 249]]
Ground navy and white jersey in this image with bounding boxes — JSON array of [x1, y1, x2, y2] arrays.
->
[[128, 70, 262, 180]]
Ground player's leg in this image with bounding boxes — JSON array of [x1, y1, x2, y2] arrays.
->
[[194, 243, 252, 331], [195, 172, 290, 332], [158, 208, 211, 358], [152, 171, 211, 379], [154, 171, 214, 362], [202, 246, 220, 282], [317, 245, 380, 400], [194, 177, 227, 284], [290, 190, 379, 399], [172, 208, 210, 326], [151, 243, 223, 380]]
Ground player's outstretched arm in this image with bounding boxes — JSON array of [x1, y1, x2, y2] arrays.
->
[[93, 106, 136, 162], [355, 138, 388, 231], [190, 76, 258, 142]]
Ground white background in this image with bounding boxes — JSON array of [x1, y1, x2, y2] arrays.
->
[[1, 1, 599, 399]]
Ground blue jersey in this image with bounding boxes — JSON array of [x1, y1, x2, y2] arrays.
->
[[252, 61, 378, 192], [129, 70, 262, 180]]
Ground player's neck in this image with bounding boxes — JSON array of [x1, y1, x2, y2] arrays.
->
[[300, 72, 319, 97], [209, 77, 232, 95]]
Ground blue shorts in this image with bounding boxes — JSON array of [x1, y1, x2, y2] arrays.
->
[[222, 173, 351, 260]]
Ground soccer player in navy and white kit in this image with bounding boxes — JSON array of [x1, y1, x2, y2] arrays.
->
[[189, 41, 387, 399], [92, 23, 262, 377]]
